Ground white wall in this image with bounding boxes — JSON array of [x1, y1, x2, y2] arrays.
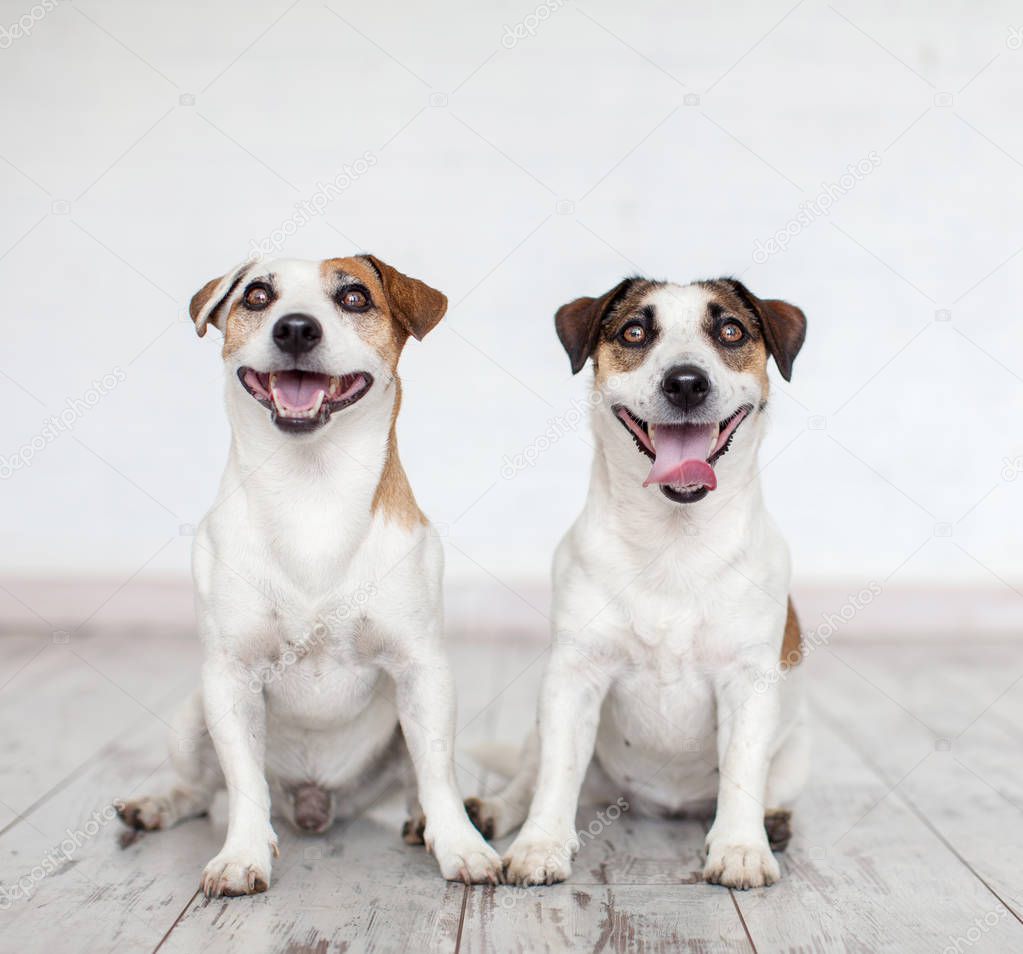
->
[[2, 0, 1022, 592]]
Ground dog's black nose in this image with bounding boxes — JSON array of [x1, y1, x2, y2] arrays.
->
[[662, 364, 710, 410], [273, 314, 322, 354]]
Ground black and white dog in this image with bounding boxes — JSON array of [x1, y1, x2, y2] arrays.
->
[[472, 277, 809, 890]]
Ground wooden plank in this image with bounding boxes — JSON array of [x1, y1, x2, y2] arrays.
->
[[156, 822, 467, 954], [0, 626, 198, 833], [944, 646, 1023, 748], [730, 711, 1023, 953], [0, 691, 216, 952], [804, 642, 1023, 937], [460, 883, 752, 954], [9, 628, 1023, 952]]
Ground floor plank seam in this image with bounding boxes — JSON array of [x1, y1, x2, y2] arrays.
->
[[453, 883, 470, 954], [151, 888, 201, 954], [729, 888, 759, 953]]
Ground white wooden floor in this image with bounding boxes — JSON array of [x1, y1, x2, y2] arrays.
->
[[1, 626, 1022, 953]]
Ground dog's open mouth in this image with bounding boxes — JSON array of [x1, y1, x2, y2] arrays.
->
[[614, 403, 752, 503], [238, 368, 373, 433]]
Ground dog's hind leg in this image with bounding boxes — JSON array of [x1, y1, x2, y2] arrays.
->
[[763, 717, 809, 852], [465, 729, 539, 840], [403, 791, 427, 845], [118, 689, 223, 832]]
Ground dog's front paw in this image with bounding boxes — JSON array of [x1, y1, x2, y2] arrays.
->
[[703, 835, 780, 890], [201, 837, 276, 898], [430, 825, 503, 884], [502, 831, 575, 886]]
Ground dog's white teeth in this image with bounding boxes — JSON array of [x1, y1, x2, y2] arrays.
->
[[270, 373, 279, 390], [329, 376, 340, 398], [649, 424, 657, 447], [311, 390, 325, 415]]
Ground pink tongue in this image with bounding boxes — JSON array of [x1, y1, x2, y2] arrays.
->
[[643, 423, 718, 491], [273, 371, 328, 412]]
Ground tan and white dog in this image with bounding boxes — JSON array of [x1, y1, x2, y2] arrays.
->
[[117, 255, 502, 895], [469, 277, 808, 890]]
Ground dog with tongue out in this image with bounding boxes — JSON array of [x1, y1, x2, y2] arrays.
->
[[116, 256, 504, 898], [483, 276, 813, 893]]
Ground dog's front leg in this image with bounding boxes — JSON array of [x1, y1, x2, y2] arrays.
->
[[503, 649, 612, 886], [391, 648, 503, 884], [199, 657, 278, 897], [704, 664, 781, 890]]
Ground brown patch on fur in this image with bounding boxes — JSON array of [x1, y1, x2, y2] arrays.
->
[[699, 278, 806, 382], [319, 258, 439, 529], [556, 278, 652, 375], [320, 257, 404, 369], [189, 277, 222, 330], [221, 874, 268, 897], [764, 809, 792, 852], [370, 380, 427, 529], [361, 254, 447, 342], [222, 294, 266, 358], [320, 256, 447, 371], [116, 801, 160, 832], [402, 814, 427, 845], [780, 597, 802, 670], [592, 281, 664, 384], [189, 264, 251, 338], [697, 280, 771, 392], [464, 797, 495, 840]]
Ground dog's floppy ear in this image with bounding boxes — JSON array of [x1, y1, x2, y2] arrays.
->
[[189, 263, 250, 338], [362, 255, 447, 341], [726, 280, 807, 382], [758, 299, 806, 381], [555, 278, 635, 375]]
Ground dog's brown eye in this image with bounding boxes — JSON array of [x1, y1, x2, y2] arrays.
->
[[340, 288, 370, 311], [719, 321, 745, 345], [244, 285, 271, 310], [621, 323, 646, 345]]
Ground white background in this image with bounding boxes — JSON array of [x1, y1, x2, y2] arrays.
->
[[2, 0, 1022, 596]]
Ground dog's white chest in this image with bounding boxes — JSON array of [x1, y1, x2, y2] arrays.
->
[[621, 579, 722, 660], [260, 607, 384, 727]]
